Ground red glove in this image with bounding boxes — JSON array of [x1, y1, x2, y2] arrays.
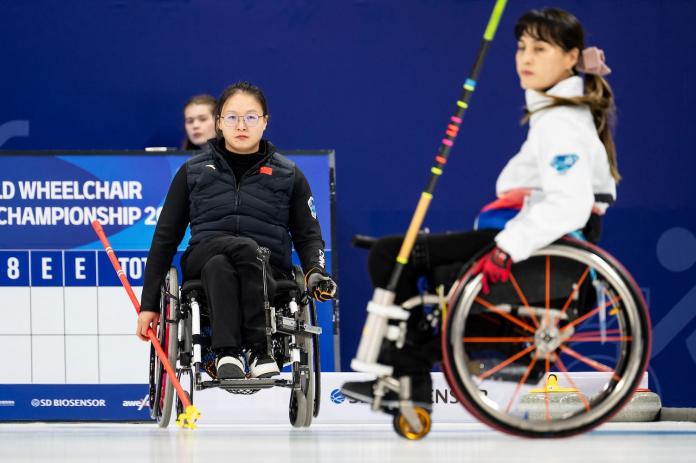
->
[[471, 247, 513, 294]]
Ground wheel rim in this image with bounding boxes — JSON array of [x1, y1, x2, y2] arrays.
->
[[157, 268, 179, 427], [446, 244, 647, 435]]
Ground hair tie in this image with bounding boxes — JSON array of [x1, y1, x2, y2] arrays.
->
[[576, 46, 611, 76]]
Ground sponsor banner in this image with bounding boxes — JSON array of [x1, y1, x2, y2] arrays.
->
[[0, 384, 151, 421], [185, 373, 477, 424], [189, 371, 650, 425], [318, 373, 475, 424], [0, 372, 648, 423]]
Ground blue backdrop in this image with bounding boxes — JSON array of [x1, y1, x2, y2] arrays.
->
[[1, 0, 695, 407]]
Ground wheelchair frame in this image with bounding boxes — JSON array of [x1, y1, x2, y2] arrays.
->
[[149, 256, 322, 429], [351, 237, 651, 439]]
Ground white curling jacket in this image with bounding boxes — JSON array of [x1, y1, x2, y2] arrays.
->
[[494, 76, 617, 262]]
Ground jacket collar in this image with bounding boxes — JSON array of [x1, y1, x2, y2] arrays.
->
[[525, 75, 584, 115], [208, 138, 276, 166]]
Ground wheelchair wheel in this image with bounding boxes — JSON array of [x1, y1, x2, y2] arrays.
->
[[149, 267, 179, 428], [441, 238, 651, 438], [309, 299, 322, 418], [289, 390, 308, 428], [289, 297, 318, 428], [296, 269, 322, 419], [392, 407, 432, 440]]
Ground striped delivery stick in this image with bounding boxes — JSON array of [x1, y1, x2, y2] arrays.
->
[[91, 220, 200, 429], [386, 0, 508, 292], [351, 0, 508, 375]]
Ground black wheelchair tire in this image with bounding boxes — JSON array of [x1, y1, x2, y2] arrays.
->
[[289, 390, 308, 428], [309, 299, 321, 418], [153, 267, 179, 428]]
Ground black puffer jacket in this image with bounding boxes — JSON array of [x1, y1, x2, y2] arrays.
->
[[187, 140, 295, 270], [139, 139, 326, 312]]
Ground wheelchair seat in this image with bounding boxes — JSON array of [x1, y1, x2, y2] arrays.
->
[[273, 279, 300, 296], [181, 279, 204, 295], [182, 276, 301, 301], [429, 261, 468, 291]]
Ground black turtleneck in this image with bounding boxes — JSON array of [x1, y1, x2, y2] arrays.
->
[[216, 139, 266, 186]]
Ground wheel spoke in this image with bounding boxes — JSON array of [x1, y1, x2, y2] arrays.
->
[[475, 296, 536, 334], [560, 295, 622, 332], [509, 272, 540, 328], [570, 329, 623, 338], [558, 345, 617, 375], [506, 352, 540, 413], [556, 267, 590, 327], [559, 345, 622, 383], [463, 336, 534, 343], [477, 344, 537, 381], [544, 354, 551, 421], [552, 352, 591, 412], [567, 336, 632, 343]]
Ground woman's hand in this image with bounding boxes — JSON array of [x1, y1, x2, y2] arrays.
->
[[471, 247, 513, 294], [305, 268, 337, 302], [136, 311, 160, 341]]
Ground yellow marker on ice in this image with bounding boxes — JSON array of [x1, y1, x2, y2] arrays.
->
[[530, 374, 579, 393], [176, 405, 202, 429]]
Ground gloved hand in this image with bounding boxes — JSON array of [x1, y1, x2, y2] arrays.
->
[[470, 247, 513, 295], [305, 268, 337, 302]]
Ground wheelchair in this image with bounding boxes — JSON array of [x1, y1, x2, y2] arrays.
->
[[148, 247, 321, 428], [351, 235, 651, 439]]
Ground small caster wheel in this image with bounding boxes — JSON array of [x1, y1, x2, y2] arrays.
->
[[289, 390, 308, 428], [176, 391, 191, 418], [392, 407, 432, 440]]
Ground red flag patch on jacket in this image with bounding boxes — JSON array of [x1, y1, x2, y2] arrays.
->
[[260, 166, 273, 175]]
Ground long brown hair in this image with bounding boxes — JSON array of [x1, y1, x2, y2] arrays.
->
[[516, 8, 620, 182]]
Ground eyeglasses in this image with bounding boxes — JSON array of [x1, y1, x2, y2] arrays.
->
[[220, 112, 266, 128]]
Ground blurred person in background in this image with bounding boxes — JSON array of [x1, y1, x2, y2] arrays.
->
[[182, 94, 216, 150]]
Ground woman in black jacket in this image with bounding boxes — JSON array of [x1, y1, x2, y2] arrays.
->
[[138, 82, 336, 379]]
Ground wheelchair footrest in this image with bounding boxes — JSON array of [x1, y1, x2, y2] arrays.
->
[[201, 378, 292, 394], [275, 316, 322, 335]]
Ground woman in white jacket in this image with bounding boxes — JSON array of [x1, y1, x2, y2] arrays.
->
[[342, 7, 621, 410]]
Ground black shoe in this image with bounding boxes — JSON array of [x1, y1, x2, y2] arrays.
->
[[216, 355, 246, 380], [248, 350, 280, 378], [341, 375, 433, 412]]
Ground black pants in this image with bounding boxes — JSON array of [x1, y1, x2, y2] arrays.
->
[[181, 235, 272, 352], [368, 229, 498, 375]]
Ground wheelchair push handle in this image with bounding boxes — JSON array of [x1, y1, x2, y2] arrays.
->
[[256, 246, 271, 264], [352, 234, 377, 250]]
